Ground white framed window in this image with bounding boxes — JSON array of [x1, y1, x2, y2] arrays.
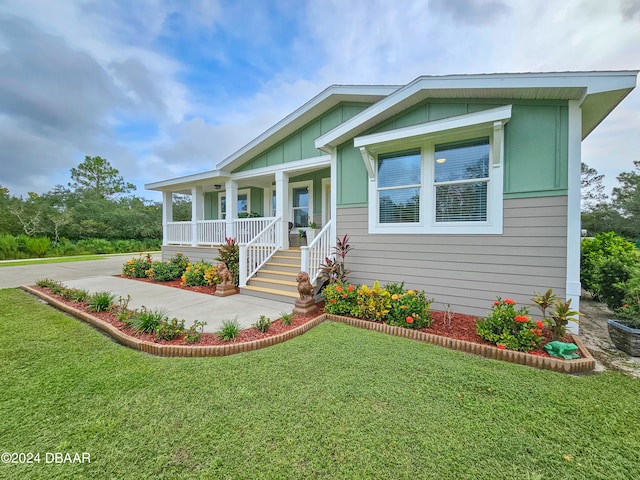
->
[[289, 180, 313, 228], [377, 149, 421, 224], [218, 188, 250, 219]]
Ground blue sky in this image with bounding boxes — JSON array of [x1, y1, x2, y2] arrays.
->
[[0, 0, 639, 201]]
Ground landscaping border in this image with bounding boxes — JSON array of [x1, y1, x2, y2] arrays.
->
[[22, 285, 596, 373]]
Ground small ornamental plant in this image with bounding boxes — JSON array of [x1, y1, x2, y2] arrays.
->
[[356, 281, 391, 322], [387, 287, 434, 329], [203, 265, 221, 286], [146, 261, 182, 282], [476, 298, 544, 352], [181, 261, 213, 287], [323, 281, 359, 316], [122, 253, 153, 278]]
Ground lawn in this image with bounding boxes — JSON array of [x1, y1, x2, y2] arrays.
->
[[1, 289, 639, 479]]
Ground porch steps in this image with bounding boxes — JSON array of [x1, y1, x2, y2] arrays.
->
[[240, 248, 302, 303]]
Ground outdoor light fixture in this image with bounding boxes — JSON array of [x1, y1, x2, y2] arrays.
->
[[436, 158, 446, 164], [214, 184, 222, 190]]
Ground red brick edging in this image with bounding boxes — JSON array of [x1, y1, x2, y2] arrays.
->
[[22, 286, 596, 373]]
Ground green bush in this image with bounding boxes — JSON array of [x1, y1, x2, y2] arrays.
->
[[155, 317, 186, 340], [323, 281, 359, 316], [0, 234, 19, 260], [356, 281, 391, 321], [122, 254, 153, 278], [87, 291, 116, 312], [181, 261, 212, 286], [280, 312, 294, 326], [254, 315, 271, 333], [76, 238, 115, 254], [24, 236, 51, 257], [146, 261, 182, 282], [185, 320, 207, 344], [168, 252, 190, 275], [476, 298, 545, 352], [129, 307, 167, 333], [387, 288, 433, 328]]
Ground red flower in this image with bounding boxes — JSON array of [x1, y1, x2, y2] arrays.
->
[[493, 300, 500, 306], [497, 344, 506, 350], [331, 299, 337, 303], [504, 298, 516, 305], [514, 315, 529, 323], [406, 316, 414, 324], [348, 285, 354, 292], [335, 286, 343, 293], [536, 321, 544, 328], [342, 293, 347, 299]]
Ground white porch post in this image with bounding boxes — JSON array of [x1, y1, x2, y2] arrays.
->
[[330, 148, 338, 248], [275, 170, 289, 250], [225, 179, 238, 240], [191, 186, 203, 247], [566, 99, 582, 335], [162, 191, 173, 246]]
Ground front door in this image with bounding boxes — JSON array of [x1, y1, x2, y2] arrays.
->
[[292, 186, 309, 228]]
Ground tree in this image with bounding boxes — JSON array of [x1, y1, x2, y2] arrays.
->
[[611, 161, 640, 238], [69, 156, 136, 198], [581, 162, 607, 212]]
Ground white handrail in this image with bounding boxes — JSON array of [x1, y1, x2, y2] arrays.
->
[[197, 220, 226, 245], [166, 221, 192, 244], [238, 216, 281, 287], [234, 217, 277, 243], [300, 220, 332, 284]]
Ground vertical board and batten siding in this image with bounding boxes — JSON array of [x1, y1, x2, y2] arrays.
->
[[232, 103, 370, 174], [336, 196, 567, 317]]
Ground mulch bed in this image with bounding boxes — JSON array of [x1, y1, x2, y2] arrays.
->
[[117, 275, 229, 295], [34, 282, 572, 358]]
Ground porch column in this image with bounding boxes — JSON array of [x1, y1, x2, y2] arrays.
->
[[225, 179, 238, 240], [162, 191, 173, 246], [566, 100, 582, 335], [191, 186, 203, 247], [330, 148, 338, 248], [275, 170, 289, 250]]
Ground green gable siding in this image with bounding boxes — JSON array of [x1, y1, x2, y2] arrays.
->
[[232, 103, 370, 173], [249, 187, 264, 216], [337, 144, 368, 207], [204, 192, 218, 220], [504, 104, 568, 198]]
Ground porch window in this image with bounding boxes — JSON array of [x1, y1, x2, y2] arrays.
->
[[219, 189, 250, 219], [434, 138, 489, 222], [377, 149, 421, 223], [292, 186, 309, 227]]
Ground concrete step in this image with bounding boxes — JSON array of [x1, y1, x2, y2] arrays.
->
[[241, 285, 298, 302], [249, 277, 298, 294]]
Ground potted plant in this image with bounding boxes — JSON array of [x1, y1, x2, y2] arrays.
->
[[305, 222, 319, 243], [609, 299, 640, 356]]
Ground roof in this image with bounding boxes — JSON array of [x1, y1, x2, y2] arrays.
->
[[315, 71, 638, 151]]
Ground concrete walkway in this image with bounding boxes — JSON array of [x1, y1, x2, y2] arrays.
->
[[0, 255, 296, 333]]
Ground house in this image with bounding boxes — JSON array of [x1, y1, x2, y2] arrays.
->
[[146, 71, 638, 333]]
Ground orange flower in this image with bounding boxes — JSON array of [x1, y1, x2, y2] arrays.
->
[[406, 316, 414, 324], [493, 300, 500, 306], [536, 321, 544, 328], [497, 344, 506, 350], [331, 299, 337, 303], [335, 285, 343, 293], [342, 293, 347, 299], [514, 315, 529, 323], [504, 298, 516, 305], [348, 285, 354, 292], [391, 294, 399, 300]]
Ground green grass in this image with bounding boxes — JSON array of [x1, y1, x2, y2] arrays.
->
[[1, 288, 639, 479], [0, 252, 160, 267]]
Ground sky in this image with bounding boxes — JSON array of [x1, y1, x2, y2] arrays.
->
[[0, 0, 639, 202]]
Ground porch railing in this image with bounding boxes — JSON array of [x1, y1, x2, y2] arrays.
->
[[197, 220, 226, 245], [239, 217, 281, 287], [233, 217, 277, 244], [300, 219, 332, 284], [166, 221, 192, 245]]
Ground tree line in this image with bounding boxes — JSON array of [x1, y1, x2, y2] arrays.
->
[[0, 156, 191, 242], [581, 161, 640, 240]]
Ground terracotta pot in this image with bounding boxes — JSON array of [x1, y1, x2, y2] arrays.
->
[[607, 319, 640, 356]]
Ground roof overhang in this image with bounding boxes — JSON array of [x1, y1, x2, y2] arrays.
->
[[315, 71, 638, 151], [215, 84, 399, 172], [145, 169, 230, 193]]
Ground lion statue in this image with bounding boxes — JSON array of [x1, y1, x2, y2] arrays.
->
[[217, 262, 234, 286], [296, 271, 314, 301]]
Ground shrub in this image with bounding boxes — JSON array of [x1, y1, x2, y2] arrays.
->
[[547, 298, 581, 340], [280, 312, 294, 326], [129, 307, 167, 333], [181, 261, 212, 286], [146, 261, 182, 282], [476, 298, 544, 352], [185, 320, 207, 344], [36, 278, 61, 289], [581, 232, 638, 306], [87, 291, 116, 312], [356, 281, 391, 321], [0, 234, 19, 260], [168, 252, 190, 275], [122, 254, 153, 278], [387, 288, 433, 328], [218, 318, 240, 341], [76, 238, 115, 254], [323, 281, 359, 316], [254, 315, 271, 333], [204, 264, 221, 286], [215, 238, 239, 286], [155, 317, 186, 340], [24, 236, 51, 257], [319, 235, 353, 284]]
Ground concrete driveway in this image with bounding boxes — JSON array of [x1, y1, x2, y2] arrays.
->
[[1, 255, 296, 333]]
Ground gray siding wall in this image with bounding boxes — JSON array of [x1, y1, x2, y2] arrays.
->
[[336, 196, 567, 317], [161, 245, 220, 264]]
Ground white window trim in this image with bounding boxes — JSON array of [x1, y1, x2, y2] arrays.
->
[[365, 127, 505, 235], [289, 180, 313, 228], [218, 188, 251, 219]]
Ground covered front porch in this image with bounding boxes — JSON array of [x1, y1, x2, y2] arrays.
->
[[150, 159, 337, 291]]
